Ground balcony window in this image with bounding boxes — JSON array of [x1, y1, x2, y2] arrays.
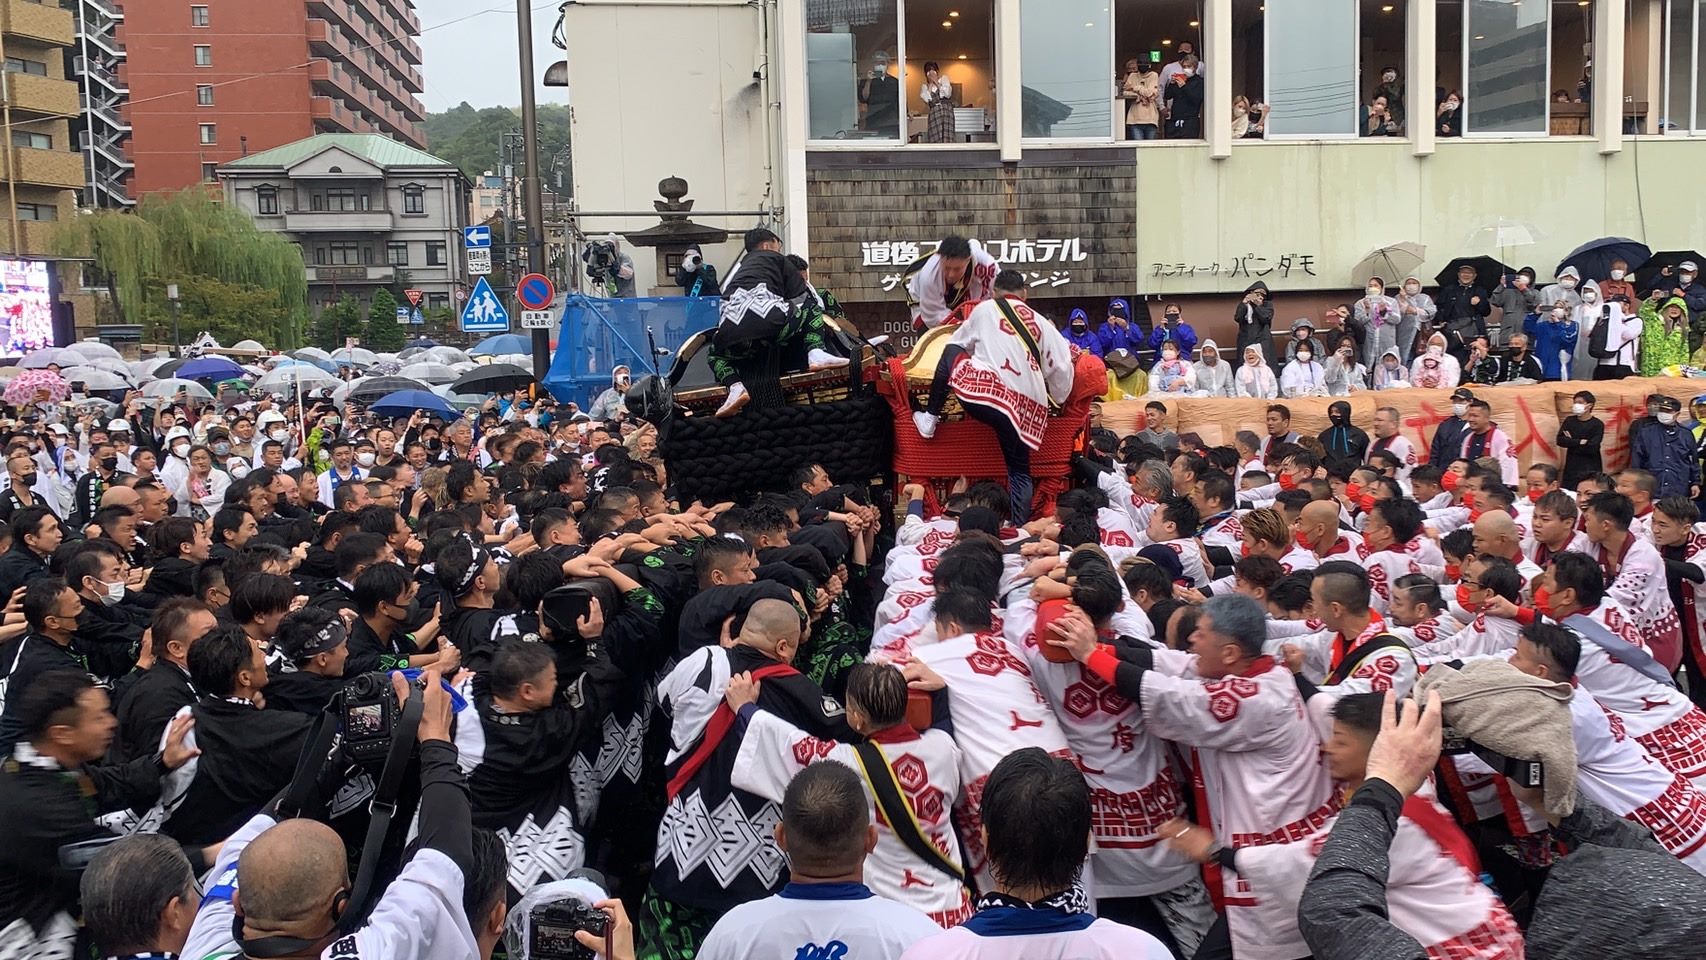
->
[[194, 45, 212, 68], [10, 132, 50, 150], [202, 162, 217, 182], [323, 188, 360, 211], [15, 203, 54, 222], [387, 242, 410, 266], [328, 242, 361, 265], [427, 242, 446, 266], [4, 58, 46, 77], [191, 5, 209, 26], [197, 85, 214, 107], [402, 184, 424, 215], [256, 186, 279, 216], [1661, 0, 1706, 132], [199, 123, 217, 145]]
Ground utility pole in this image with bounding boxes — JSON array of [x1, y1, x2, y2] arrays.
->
[[515, 2, 549, 384], [166, 283, 181, 357]]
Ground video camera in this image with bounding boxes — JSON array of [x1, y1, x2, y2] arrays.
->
[[1440, 725, 1544, 790], [583, 241, 619, 287], [505, 873, 613, 960]]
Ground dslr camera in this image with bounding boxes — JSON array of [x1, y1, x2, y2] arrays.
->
[[340, 670, 422, 765], [527, 898, 610, 960], [1440, 725, 1543, 789]]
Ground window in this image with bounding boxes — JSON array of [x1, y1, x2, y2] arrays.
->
[[194, 45, 212, 67], [199, 123, 216, 144], [196, 84, 214, 107], [1268, 0, 1358, 136], [426, 241, 446, 266], [1463, 0, 1549, 134], [1020, 0, 1112, 139], [256, 186, 279, 216], [402, 184, 424, 214], [1661, 0, 1706, 133], [325, 188, 357, 211], [328, 242, 361, 265], [15, 203, 54, 221], [805, 0, 900, 140], [10, 132, 50, 150], [387, 241, 410, 266], [904, 1, 994, 142], [191, 5, 209, 26], [4, 57, 46, 77], [202, 162, 218, 182], [428, 293, 449, 309], [1114, 1, 1204, 141]]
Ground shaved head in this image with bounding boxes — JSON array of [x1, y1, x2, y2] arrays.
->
[[738, 598, 803, 654], [100, 485, 140, 510], [236, 820, 348, 928], [1299, 501, 1340, 549], [1472, 510, 1519, 560]]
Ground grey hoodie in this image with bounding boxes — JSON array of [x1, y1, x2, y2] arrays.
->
[[1192, 339, 1235, 397], [1540, 265, 1584, 311]]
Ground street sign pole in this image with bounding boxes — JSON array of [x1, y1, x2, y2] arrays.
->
[[516, 0, 550, 386]]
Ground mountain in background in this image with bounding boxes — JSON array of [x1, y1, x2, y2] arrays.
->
[[423, 101, 572, 185]]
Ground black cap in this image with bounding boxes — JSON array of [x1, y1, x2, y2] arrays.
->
[[1450, 387, 1475, 401]]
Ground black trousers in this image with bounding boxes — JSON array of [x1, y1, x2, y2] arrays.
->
[[1593, 365, 1635, 380], [1098, 896, 1182, 956], [927, 344, 1035, 522]]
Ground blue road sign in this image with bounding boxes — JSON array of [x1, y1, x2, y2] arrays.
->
[[463, 225, 492, 249], [410, 308, 424, 325], [459, 276, 509, 332], [516, 273, 555, 311], [395, 306, 409, 325]]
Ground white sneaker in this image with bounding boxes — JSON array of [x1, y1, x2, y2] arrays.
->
[[913, 411, 940, 439], [808, 348, 849, 370], [715, 382, 750, 418]]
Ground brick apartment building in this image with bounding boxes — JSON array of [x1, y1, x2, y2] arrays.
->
[[75, 0, 426, 206]]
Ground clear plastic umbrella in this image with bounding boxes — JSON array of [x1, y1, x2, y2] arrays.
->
[[20, 347, 83, 369], [421, 346, 470, 365], [67, 340, 124, 362], [78, 356, 134, 377], [130, 358, 171, 379], [232, 339, 266, 352], [432, 383, 485, 411], [397, 362, 458, 384], [254, 365, 338, 394], [142, 377, 214, 400], [332, 347, 380, 366], [292, 347, 333, 361], [59, 366, 131, 390]]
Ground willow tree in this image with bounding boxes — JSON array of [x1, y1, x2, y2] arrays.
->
[[57, 190, 309, 349]]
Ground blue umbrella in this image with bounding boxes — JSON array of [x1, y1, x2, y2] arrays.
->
[[406, 337, 440, 349], [1556, 237, 1652, 283], [470, 333, 532, 356], [367, 388, 457, 418], [176, 356, 245, 381]]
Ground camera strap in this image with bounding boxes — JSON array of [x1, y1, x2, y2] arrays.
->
[[1563, 614, 1677, 688], [347, 683, 425, 920], [851, 742, 967, 888]]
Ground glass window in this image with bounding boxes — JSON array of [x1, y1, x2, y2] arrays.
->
[[201, 162, 217, 182], [15, 203, 53, 221], [387, 242, 410, 266], [428, 293, 449, 309], [1362, 0, 1408, 136], [1020, 0, 1112, 139], [191, 5, 209, 26], [194, 45, 212, 67], [403, 184, 424, 214], [10, 132, 49, 150], [329, 242, 360, 265], [427, 242, 446, 266], [1465, 0, 1549, 135], [1265, 0, 1359, 136], [905, 1, 996, 144], [197, 84, 214, 106], [199, 123, 216, 144], [806, 0, 900, 140], [326, 188, 357, 211], [4, 58, 46, 76], [256, 186, 278, 216], [1115, 1, 1201, 142]]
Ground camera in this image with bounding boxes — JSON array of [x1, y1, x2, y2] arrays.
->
[[583, 241, 618, 286], [1441, 727, 1543, 789], [527, 897, 610, 960], [340, 670, 418, 765]]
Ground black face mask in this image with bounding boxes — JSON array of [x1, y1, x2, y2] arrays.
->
[[100, 456, 119, 471], [17, 473, 35, 487]]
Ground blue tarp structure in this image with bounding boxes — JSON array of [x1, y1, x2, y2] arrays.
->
[[543, 293, 721, 408]]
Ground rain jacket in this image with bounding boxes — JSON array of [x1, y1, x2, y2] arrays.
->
[[1280, 355, 1328, 398], [1529, 301, 1581, 381], [1354, 291, 1402, 366], [1540, 266, 1584, 311], [1395, 277, 1437, 360], [1632, 417, 1699, 498], [1567, 282, 1605, 378], [1192, 340, 1236, 397], [1640, 296, 1691, 377], [1099, 300, 1141, 354], [1410, 335, 1461, 390], [1322, 346, 1367, 396], [1283, 318, 1325, 364], [1236, 345, 1279, 399], [1065, 309, 1105, 357], [1149, 354, 1197, 395], [1372, 348, 1410, 390], [1148, 319, 1199, 359], [1234, 281, 1275, 358]]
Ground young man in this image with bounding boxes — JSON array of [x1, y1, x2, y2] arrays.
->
[[1428, 388, 1476, 470], [1654, 496, 1706, 707], [709, 229, 847, 418], [1384, 573, 1461, 647], [110, 598, 216, 765], [1145, 496, 1210, 587], [1457, 399, 1518, 485], [1134, 401, 1179, 453], [1260, 404, 1300, 461], [1365, 406, 1417, 483], [1581, 491, 1684, 671], [261, 606, 351, 715], [913, 269, 1074, 524], [1357, 498, 1431, 615], [903, 234, 1000, 331]]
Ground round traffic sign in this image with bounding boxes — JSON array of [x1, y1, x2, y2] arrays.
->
[[516, 273, 555, 311]]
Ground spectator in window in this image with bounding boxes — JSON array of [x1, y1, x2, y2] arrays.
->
[[1164, 55, 1204, 139], [1159, 41, 1204, 88], [1437, 90, 1463, 137], [1232, 96, 1253, 138], [1280, 342, 1328, 398], [1121, 58, 1161, 141], [921, 61, 954, 143], [1410, 333, 1461, 389], [1361, 95, 1403, 137], [1373, 65, 1405, 128], [859, 52, 900, 136], [1372, 348, 1410, 390], [1147, 304, 1197, 359], [1323, 337, 1368, 396]]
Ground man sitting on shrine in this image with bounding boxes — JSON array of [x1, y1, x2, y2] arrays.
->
[[710, 228, 848, 417], [904, 235, 1001, 331]]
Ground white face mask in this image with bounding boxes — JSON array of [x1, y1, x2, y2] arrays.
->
[[356, 452, 376, 468], [1560, 278, 1576, 289], [171, 442, 190, 459], [1366, 287, 1381, 298], [1551, 309, 1568, 320], [1428, 345, 1445, 358], [1659, 412, 1678, 425], [1296, 351, 1313, 363], [1610, 269, 1626, 280], [95, 577, 125, 606], [231, 462, 250, 479], [1163, 350, 1178, 362], [1451, 402, 1468, 417], [1446, 99, 1460, 110], [1683, 273, 1697, 283], [270, 429, 289, 443], [1571, 402, 1587, 415], [1584, 290, 1598, 301], [1403, 283, 1419, 295]]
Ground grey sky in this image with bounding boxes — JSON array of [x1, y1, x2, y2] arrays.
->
[[415, 0, 563, 112]]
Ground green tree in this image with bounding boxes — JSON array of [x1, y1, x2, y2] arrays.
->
[[57, 190, 309, 348], [365, 288, 405, 350], [423, 102, 570, 184], [311, 294, 362, 351]]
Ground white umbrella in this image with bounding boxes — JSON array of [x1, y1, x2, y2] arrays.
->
[[449, 361, 477, 374], [142, 377, 214, 400], [332, 347, 380, 366], [241, 364, 266, 377], [491, 353, 531, 367], [129, 358, 170, 379], [67, 340, 123, 362], [254, 365, 338, 394], [397, 362, 458, 384], [0, 366, 25, 381], [432, 383, 484, 411], [331, 377, 367, 409], [60, 366, 131, 390], [20, 347, 83, 369], [293, 347, 332, 361], [78, 356, 134, 377], [232, 339, 265, 352], [422, 346, 470, 365]]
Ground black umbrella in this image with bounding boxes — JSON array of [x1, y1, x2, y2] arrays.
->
[[1434, 255, 1514, 289], [153, 358, 188, 379], [1556, 237, 1652, 283], [1634, 250, 1706, 293], [348, 376, 431, 404], [451, 363, 536, 395]]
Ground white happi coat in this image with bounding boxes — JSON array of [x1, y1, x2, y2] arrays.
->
[[1199, 511, 1245, 550], [1390, 611, 1465, 649], [731, 710, 975, 924], [1412, 613, 1521, 665], [1004, 598, 1197, 898], [1521, 531, 1593, 570], [1458, 427, 1520, 485], [1137, 650, 1336, 960], [1365, 433, 1419, 482], [1595, 534, 1685, 670], [913, 631, 1072, 884], [1277, 544, 1320, 574], [895, 514, 959, 548], [940, 297, 1075, 451], [1096, 470, 1159, 538], [884, 525, 962, 583], [906, 241, 1000, 330], [1234, 791, 1525, 959], [1568, 685, 1706, 875], [1674, 528, 1706, 682], [1361, 543, 1427, 615], [1097, 505, 1144, 552], [1569, 602, 1706, 787]]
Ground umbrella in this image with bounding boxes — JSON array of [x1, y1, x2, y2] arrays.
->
[[130, 358, 171, 379], [20, 347, 83, 369], [253, 365, 338, 394], [59, 367, 131, 391], [67, 340, 124, 362], [1634, 250, 1706, 294], [348, 376, 431, 403], [368, 389, 458, 418], [421, 346, 470, 365], [470, 333, 532, 356], [150, 358, 189, 380], [232, 339, 265, 352], [452, 363, 536, 394], [406, 337, 440, 349], [397, 361, 458, 384], [1434, 256, 1515, 289], [78, 356, 133, 377], [177, 356, 246, 381], [332, 347, 380, 366], [141, 377, 213, 400], [1464, 217, 1542, 251], [292, 347, 332, 361], [432, 383, 485, 411], [1556, 237, 1653, 283], [0, 367, 23, 381], [1350, 242, 1427, 285], [4, 369, 68, 404]]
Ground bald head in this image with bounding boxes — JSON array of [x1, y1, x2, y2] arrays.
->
[[1299, 500, 1340, 550], [737, 598, 803, 656], [1472, 510, 1519, 560], [101, 485, 140, 510], [237, 820, 348, 929]]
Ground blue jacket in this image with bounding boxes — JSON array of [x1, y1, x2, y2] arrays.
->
[[1632, 421, 1699, 498], [1098, 322, 1139, 355], [1147, 322, 1198, 359], [1065, 310, 1104, 356], [1524, 313, 1578, 380]]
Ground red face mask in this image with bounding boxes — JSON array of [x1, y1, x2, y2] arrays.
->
[[1527, 488, 1545, 503], [1278, 473, 1297, 491], [1441, 470, 1460, 492], [1468, 508, 1484, 523], [1358, 493, 1377, 513], [1294, 529, 1314, 550], [1455, 582, 1479, 611], [1444, 562, 1462, 581], [1344, 481, 1362, 500], [1532, 586, 1555, 618], [1461, 490, 1477, 509], [1240, 542, 1252, 558]]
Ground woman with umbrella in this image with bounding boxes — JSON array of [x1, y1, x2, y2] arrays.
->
[[1394, 275, 1436, 363]]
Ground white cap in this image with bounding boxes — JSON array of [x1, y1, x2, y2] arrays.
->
[[46, 424, 68, 435], [257, 410, 286, 427], [1682, 261, 1699, 272], [166, 425, 191, 443], [107, 419, 130, 433]]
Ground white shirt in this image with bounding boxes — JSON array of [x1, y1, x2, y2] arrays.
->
[[903, 913, 1174, 960], [700, 884, 942, 960]]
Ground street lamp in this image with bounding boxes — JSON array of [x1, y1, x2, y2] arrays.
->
[[166, 282, 181, 358]]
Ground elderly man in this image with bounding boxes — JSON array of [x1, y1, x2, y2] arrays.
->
[[79, 835, 201, 960], [1436, 263, 1492, 364]]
